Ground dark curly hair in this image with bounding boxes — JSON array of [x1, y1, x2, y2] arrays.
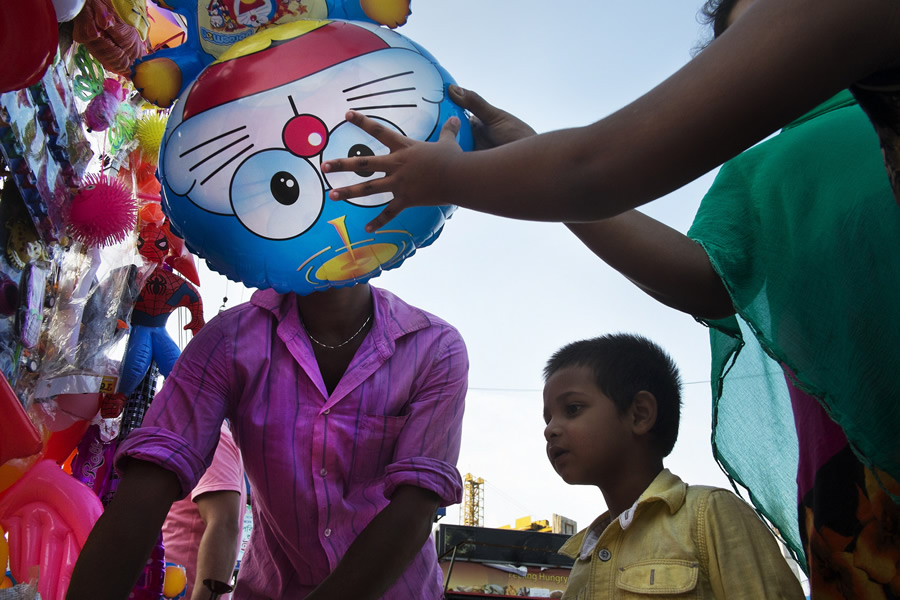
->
[[694, 0, 743, 53]]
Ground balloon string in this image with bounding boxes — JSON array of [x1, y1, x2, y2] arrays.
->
[[150, 32, 186, 53]]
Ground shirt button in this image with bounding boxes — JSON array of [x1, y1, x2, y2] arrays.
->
[[598, 548, 612, 562], [324, 528, 332, 537], [323, 409, 330, 415], [320, 468, 327, 477]]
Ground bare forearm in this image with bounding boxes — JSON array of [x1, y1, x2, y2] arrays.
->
[[304, 486, 440, 600], [191, 492, 243, 600], [190, 531, 240, 600], [440, 0, 900, 222], [567, 213, 734, 319], [67, 462, 181, 600]]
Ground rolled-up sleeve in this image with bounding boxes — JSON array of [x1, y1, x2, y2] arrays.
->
[[115, 316, 235, 498], [382, 325, 468, 506]]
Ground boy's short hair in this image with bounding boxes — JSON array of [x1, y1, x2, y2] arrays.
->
[[543, 333, 683, 457]]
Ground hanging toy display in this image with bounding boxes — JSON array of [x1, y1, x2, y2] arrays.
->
[[158, 19, 473, 295], [0, 0, 59, 94], [83, 78, 127, 132], [131, 0, 412, 108], [100, 206, 203, 418], [72, 0, 150, 76], [134, 112, 168, 166], [67, 172, 138, 247]]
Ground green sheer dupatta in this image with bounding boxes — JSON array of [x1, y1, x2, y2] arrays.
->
[[688, 91, 900, 564]]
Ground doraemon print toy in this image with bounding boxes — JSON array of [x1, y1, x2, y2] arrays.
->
[[134, 0, 412, 107], [158, 19, 473, 294]]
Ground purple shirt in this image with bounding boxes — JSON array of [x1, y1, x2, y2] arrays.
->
[[116, 286, 468, 599]]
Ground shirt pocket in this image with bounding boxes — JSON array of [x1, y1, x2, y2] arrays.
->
[[349, 413, 410, 484], [615, 559, 699, 597]]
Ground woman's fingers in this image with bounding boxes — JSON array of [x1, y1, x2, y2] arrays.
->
[[327, 174, 392, 201], [365, 201, 404, 233], [323, 111, 401, 175], [448, 86, 493, 120], [437, 115, 461, 140], [345, 110, 406, 149]]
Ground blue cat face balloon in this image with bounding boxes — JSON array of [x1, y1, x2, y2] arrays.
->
[[158, 19, 472, 294]]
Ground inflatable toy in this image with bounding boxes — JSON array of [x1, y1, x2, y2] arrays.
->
[[0, 373, 42, 467], [72, 0, 148, 76], [158, 19, 473, 295], [51, 0, 88, 22], [102, 214, 203, 416], [132, 0, 411, 107], [0, 524, 7, 573], [0, 0, 58, 93], [0, 460, 103, 600], [147, 2, 187, 49], [33, 393, 101, 465], [162, 562, 187, 599]]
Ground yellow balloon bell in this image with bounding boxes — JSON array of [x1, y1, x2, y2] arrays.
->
[[162, 563, 187, 599], [0, 524, 8, 574]]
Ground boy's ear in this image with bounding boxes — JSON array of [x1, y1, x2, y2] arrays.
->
[[629, 391, 658, 435]]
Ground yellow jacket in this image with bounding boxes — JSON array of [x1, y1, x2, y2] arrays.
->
[[558, 469, 805, 599]]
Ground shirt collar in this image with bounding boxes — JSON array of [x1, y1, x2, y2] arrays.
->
[[558, 469, 687, 559], [249, 285, 433, 359]]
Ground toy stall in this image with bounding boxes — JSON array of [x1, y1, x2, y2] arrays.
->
[[0, 1, 212, 598], [0, 0, 475, 597]]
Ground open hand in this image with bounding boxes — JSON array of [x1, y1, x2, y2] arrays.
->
[[450, 85, 536, 149], [323, 110, 463, 232], [322, 86, 536, 232]]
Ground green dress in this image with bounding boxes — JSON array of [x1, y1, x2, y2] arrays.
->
[[688, 91, 900, 588]]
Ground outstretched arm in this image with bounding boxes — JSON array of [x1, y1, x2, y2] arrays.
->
[[567, 216, 734, 319], [324, 0, 900, 229], [67, 460, 181, 600], [190, 490, 243, 600], [435, 85, 735, 319], [303, 485, 440, 600]]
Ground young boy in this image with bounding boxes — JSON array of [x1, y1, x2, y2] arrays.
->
[[542, 334, 803, 599]]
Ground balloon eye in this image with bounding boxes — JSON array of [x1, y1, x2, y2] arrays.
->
[[271, 171, 300, 206], [231, 149, 323, 240], [322, 119, 400, 208], [348, 144, 375, 177]]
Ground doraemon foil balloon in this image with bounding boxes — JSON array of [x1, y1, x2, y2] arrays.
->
[[133, 0, 412, 107], [158, 19, 473, 295]]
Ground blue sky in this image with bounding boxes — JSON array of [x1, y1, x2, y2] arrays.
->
[[168, 1, 735, 531]]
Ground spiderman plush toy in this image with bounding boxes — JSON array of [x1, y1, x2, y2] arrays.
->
[[101, 212, 204, 418]]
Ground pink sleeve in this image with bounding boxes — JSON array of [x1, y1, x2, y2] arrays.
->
[[191, 425, 244, 500]]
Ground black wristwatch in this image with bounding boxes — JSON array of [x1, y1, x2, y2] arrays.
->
[[202, 578, 234, 599]]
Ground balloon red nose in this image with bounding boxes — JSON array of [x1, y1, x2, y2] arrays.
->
[[283, 114, 328, 158]]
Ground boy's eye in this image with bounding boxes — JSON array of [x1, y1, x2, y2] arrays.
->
[[565, 404, 582, 417]]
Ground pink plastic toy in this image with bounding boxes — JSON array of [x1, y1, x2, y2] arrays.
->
[[0, 373, 42, 467], [0, 460, 103, 600], [68, 172, 138, 247]]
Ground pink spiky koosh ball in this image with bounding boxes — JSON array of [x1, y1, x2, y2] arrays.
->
[[68, 173, 137, 247]]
